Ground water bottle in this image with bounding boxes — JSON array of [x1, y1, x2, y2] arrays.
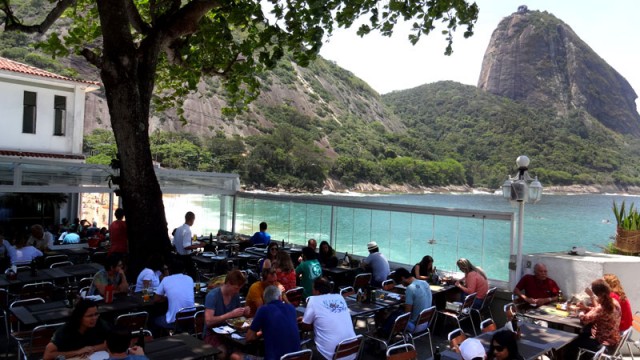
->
[[282, 239, 285, 248], [343, 252, 351, 267], [433, 346, 441, 360]]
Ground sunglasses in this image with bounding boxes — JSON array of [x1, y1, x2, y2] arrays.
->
[[493, 344, 506, 352]]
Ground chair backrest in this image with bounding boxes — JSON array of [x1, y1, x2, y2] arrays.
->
[[480, 318, 497, 333], [20, 282, 55, 300], [388, 312, 411, 342], [414, 306, 436, 331], [79, 277, 94, 288], [175, 305, 204, 334], [461, 292, 477, 311], [387, 271, 396, 280], [24, 322, 64, 357], [340, 286, 355, 297], [90, 251, 108, 266], [115, 311, 149, 332], [382, 279, 396, 291], [386, 343, 417, 360], [50, 261, 74, 268], [285, 287, 305, 307], [504, 302, 517, 322], [15, 265, 31, 273], [610, 327, 633, 356], [280, 348, 313, 360], [632, 311, 640, 333], [447, 328, 466, 353], [480, 287, 497, 311], [194, 310, 205, 339], [333, 334, 363, 360], [44, 255, 69, 268], [79, 287, 90, 298], [353, 273, 372, 291]]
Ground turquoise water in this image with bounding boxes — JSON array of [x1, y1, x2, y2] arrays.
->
[[167, 192, 637, 281]]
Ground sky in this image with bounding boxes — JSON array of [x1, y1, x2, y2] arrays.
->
[[318, 0, 640, 100]]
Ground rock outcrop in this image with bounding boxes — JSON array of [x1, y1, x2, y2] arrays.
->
[[478, 9, 640, 136]]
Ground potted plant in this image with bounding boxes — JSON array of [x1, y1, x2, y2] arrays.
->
[[612, 201, 640, 253]]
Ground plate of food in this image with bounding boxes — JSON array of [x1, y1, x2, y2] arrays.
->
[[226, 316, 252, 330]]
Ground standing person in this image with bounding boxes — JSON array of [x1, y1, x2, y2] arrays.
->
[[203, 270, 250, 356], [153, 261, 195, 335], [295, 247, 323, 299], [513, 263, 560, 306], [412, 255, 437, 283], [275, 250, 297, 291], [28, 224, 54, 252], [108, 208, 128, 258], [455, 258, 489, 309], [249, 221, 271, 246], [89, 255, 129, 296], [173, 211, 204, 279], [361, 241, 390, 287], [487, 330, 524, 360], [300, 277, 356, 360], [231, 286, 300, 360], [43, 299, 109, 360], [318, 241, 338, 268]]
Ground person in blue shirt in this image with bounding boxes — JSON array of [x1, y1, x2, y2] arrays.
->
[[249, 222, 271, 246], [231, 285, 300, 360], [106, 326, 148, 359]]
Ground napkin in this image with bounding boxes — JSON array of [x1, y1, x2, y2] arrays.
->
[[84, 295, 104, 301], [232, 333, 245, 340]]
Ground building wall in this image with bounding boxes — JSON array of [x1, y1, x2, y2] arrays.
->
[[0, 74, 85, 154]]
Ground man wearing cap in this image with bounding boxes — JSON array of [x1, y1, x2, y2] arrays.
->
[[459, 338, 487, 360], [361, 241, 390, 287]]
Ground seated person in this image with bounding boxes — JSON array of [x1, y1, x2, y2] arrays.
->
[[89, 255, 129, 296], [105, 326, 148, 360], [43, 299, 109, 360], [246, 267, 287, 316], [488, 330, 524, 360], [275, 250, 297, 291], [295, 247, 323, 299], [204, 270, 250, 355], [134, 254, 165, 292], [62, 229, 81, 244], [249, 221, 270, 246], [361, 241, 390, 287], [459, 338, 487, 360], [455, 258, 488, 309], [412, 255, 437, 284], [513, 263, 560, 306], [260, 242, 279, 270], [28, 224, 54, 252], [12, 233, 43, 265], [317, 241, 338, 268], [393, 267, 432, 333], [153, 261, 195, 333]]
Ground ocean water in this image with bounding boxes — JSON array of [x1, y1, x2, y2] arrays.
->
[[165, 192, 637, 281]]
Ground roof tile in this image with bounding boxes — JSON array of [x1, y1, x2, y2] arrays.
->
[[0, 56, 100, 86]]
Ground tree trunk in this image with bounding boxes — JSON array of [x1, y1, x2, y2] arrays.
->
[[96, 0, 171, 277]]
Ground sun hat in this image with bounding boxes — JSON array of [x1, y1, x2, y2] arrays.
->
[[367, 241, 378, 251], [459, 338, 486, 360]]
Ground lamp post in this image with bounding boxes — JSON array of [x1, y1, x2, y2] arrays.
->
[[502, 156, 543, 286]]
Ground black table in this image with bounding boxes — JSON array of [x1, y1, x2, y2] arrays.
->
[[58, 263, 104, 277], [322, 266, 359, 288], [476, 323, 578, 359], [145, 333, 219, 360], [522, 304, 582, 333]]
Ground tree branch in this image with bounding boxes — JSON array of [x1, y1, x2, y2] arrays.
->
[[80, 48, 103, 68], [159, 0, 222, 48], [3, 0, 76, 34], [125, 0, 151, 35]]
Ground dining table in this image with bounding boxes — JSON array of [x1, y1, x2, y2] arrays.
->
[[144, 333, 219, 360], [521, 304, 582, 333]]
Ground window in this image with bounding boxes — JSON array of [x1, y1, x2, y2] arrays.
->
[[54, 95, 66, 136], [22, 91, 37, 134]]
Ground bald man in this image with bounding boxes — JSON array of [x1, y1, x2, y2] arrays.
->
[[513, 263, 560, 306]]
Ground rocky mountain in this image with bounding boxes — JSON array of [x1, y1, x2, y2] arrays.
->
[[477, 7, 640, 136]]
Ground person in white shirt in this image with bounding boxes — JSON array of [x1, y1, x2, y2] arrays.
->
[[135, 255, 165, 291], [153, 260, 194, 335], [13, 234, 43, 265], [173, 211, 204, 279], [300, 277, 357, 360], [28, 224, 55, 251]]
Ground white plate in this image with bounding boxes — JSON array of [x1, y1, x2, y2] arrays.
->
[[201, 252, 216, 257], [213, 326, 236, 334]]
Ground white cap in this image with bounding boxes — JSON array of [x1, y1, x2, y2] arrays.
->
[[460, 338, 486, 360]]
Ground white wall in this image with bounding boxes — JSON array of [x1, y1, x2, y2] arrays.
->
[[0, 73, 89, 155], [523, 251, 640, 313]]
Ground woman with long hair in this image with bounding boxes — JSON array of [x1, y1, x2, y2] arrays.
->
[[275, 250, 297, 291], [575, 279, 621, 354], [603, 274, 631, 331], [318, 241, 338, 268], [260, 242, 279, 270], [412, 255, 436, 283], [487, 330, 524, 360], [43, 299, 109, 360], [455, 258, 488, 309]]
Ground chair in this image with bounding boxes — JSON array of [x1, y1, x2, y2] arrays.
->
[[386, 343, 417, 360], [44, 255, 68, 268], [340, 286, 355, 297], [447, 328, 467, 353], [79, 277, 94, 288], [438, 292, 477, 335], [9, 298, 45, 332], [115, 311, 149, 332], [174, 305, 204, 335], [16, 322, 64, 360], [625, 311, 640, 359], [472, 287, 497, 324], [406, 306, 437, 356], [79, 286, 90, 298], [387, 271, 396, 280], [332, 334, 363, 360], [194, 310, 205, 339], [363, 311, 410, 353], [480, 318, 497, 333], [353, 273, 372, 291], [50, 261, 74, 268], [578, 327, 632, 360], [20, 282, 56, 301], [286, 287, 305, 307], [382, 279, 396, 291], [89, 251, 108, 266], [281, 349, 313, 360]]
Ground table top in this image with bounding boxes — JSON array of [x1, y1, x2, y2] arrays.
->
[[145, 333, 219, 360], [476, 323, 578, 359], [522, 304, 582, 330], [58, 263, 103, 277], [1, 266, 98, 288], [322, 266, 357, 275]]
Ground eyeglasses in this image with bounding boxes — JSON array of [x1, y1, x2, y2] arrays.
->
[[493, 344, 506, 352]]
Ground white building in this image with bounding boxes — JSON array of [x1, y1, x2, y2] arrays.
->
[[0, 57, 99, 159]]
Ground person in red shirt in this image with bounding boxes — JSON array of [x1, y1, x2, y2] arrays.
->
[[513, 263, 560, 306], [603, 273, 632, 331], [108, 208, 128, 257]]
